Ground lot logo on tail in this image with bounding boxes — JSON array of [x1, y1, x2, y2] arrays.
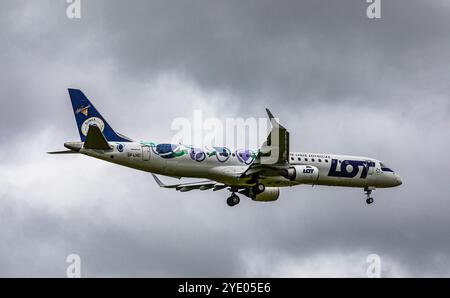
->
[[81, 117, 105, 136]]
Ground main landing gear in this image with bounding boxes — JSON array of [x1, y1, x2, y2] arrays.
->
[[365, 187, 375, 205], [226, 193, 240, 207], [255, 183, 265, 193], [225, 184, 265, 207]]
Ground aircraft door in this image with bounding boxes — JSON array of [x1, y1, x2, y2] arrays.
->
[[142, 146, 151, 161], [365, 160, 374, 176]]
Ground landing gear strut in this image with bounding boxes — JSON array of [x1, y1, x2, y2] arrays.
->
[[365, 187, 375, 205], [226, 193, 240, 207]]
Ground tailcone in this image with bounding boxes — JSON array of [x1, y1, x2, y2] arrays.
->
[[64, 142, 83, 152]]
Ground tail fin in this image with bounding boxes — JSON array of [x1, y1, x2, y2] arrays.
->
[[68, 89, 132, 142]]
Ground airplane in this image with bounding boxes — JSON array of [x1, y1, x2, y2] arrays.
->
[[49, 89, 402, 207]]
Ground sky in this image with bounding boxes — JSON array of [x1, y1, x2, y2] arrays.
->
[[0, 0, 450, 277]]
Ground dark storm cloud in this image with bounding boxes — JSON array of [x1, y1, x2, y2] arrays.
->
[[1, 0, 450, 277], [86, 0, 450, 106], [2, 0, 450, 137]]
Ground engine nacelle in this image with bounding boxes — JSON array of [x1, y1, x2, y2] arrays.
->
[[253, 187, 280, 202], [284, 165, 319, 183]]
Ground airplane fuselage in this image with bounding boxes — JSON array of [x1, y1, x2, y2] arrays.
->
[[55, 89, 402, 206], [66, 141, 402, 189]]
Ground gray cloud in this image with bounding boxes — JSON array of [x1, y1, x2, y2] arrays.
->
[[0, 0, 450, 277]]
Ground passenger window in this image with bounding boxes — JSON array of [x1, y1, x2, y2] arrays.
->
[[318, 159, 322, 162], [312, 159, 315, 162], [298, 157, 301, 161], [325, 159, 328, 163], [305, 158, 308, 161]]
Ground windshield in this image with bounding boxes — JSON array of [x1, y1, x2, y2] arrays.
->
[[380, 162, 394, 173]]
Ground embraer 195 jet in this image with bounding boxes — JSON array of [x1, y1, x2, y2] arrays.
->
[[50, 89, 402, 207]]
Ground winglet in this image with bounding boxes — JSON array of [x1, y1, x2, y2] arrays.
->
[[265, 108, 285, 129], [266, 108, 275, 120], [152, 174, 167, 188]]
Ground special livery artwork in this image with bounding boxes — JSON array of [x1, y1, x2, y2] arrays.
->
[[52, 89, 402, 208], [140, 142, 258, 165]]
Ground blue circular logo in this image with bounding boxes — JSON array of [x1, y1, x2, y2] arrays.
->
[[117, 143, 125, 152]]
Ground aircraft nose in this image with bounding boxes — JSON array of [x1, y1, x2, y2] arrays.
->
[[395, 174, 403, 186]]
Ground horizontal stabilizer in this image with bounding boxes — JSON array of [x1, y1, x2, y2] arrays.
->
[[47, 150, 79, 155], [84, 125, 111, 150]]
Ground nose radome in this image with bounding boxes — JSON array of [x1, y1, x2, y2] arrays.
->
[[396, 175, 403, 186]]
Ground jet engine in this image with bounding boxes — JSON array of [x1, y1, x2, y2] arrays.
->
[[283, 165, 319, 183], [252, 187, 280, 202]]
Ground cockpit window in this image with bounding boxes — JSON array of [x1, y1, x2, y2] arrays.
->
[[380, 162, 394, 173]]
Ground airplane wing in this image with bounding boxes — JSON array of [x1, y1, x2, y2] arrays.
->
[[240, 108, 290, 178], [152, 174, 228, 192]]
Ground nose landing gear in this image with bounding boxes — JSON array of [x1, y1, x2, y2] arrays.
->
[[366, 197, 374, 205], [364, 187, 375, 205]]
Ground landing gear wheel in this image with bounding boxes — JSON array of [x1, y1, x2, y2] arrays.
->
[[364, 187, 375, 205], [255, 183, 265, 193], [366, 197, 374, 205], [226, 194, 240, 207]]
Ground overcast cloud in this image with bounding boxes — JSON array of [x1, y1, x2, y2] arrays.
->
[[0, 0, 450, 277]]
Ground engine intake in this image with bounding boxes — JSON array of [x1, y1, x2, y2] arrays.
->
[[240, 187, 280, 201], [252, 187, 280, 202]]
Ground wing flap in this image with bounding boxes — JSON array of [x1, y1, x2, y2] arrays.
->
[[152, 174, 226, 192]]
